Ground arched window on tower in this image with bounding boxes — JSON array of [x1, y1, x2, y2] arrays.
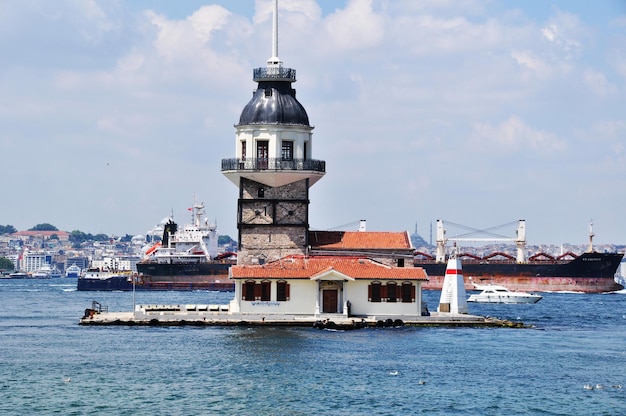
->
[[257, 140, 268, 169]]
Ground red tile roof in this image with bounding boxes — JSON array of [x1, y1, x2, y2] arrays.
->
[[231, 255, 428, 280], [308, 231, 412, 250], [12, 231, 71, 240]]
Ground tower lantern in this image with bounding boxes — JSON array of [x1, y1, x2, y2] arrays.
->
[[221, 0, 326, 265]]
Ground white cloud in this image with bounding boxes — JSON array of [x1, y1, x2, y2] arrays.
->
[[591, 120, 626, 139], [471, 116, 566, 153], [583, 70, 617, 96], [540, 11, 585, 59], [323, 0, 384, 50], [189, 5, 232, 43], [510, 50, 550, 74]]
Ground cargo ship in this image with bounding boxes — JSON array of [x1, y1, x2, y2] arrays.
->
[[77, 261, 234, 291], [414, 220, 624, 293], [77, 198, 236, 291]]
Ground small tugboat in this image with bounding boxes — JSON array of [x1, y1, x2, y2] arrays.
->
[[467, 284, 542, 304]]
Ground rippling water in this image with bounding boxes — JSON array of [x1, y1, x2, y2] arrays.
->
[[1, 279, 625, 415]]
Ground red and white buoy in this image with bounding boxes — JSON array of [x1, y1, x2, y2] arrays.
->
[[437, 256, 469, 314]]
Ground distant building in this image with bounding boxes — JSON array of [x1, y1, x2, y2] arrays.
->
[[12, 230, 70, 242], [20, 251, 52, 273], [65, 257, 89, 271]]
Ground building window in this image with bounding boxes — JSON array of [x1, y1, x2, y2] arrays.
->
[[257, 141, 269, 169], [243, 281, 256, 301], [387, 282, 397, 303], [397, 258, 404, 267], [261, 281, 271, 301], [258, 187, 265, 198], [369, 282, 382, 302], [402, 282, 415, 303], [241, 140, 246, 160], [281, 141, 293, 161], [277, 280, 290, 301]]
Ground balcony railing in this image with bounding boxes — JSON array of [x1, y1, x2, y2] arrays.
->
[[253, 67, 296, 82], [221, 158, 325, 173]]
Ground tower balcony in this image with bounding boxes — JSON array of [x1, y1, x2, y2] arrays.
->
[[222, 158, 325, 172], [253, 67, 296, 82], [221, 158, 326, 188]]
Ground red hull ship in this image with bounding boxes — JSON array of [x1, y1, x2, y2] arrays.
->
[[414, 220, 623, 293], [415, 251, 623, 293]]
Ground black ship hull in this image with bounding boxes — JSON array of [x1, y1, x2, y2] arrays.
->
[[77, 262, 234, 291], [416, 252, 624, 293]]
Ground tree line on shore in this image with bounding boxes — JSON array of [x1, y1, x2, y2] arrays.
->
[[1, 223, 128, 244]]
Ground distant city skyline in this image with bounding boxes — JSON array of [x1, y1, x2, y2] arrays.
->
[[1, 1, 624, 246]]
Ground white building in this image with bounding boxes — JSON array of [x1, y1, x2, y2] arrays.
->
[[230, 255, 427, 317], [20, 251, 51, 273]]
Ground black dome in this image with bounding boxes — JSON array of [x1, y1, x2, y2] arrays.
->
[[238, 81, 310, 126]]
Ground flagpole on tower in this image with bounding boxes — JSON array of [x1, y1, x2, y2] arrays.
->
[[272, 0, 278, 59]]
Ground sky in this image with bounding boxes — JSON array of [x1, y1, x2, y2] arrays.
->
[[1, 0, 625, 246]]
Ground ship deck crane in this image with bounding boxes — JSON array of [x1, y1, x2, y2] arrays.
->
[[435, 219, 527, 264]]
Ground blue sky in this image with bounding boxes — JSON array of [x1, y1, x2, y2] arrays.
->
[[1, 0, 625, 246]]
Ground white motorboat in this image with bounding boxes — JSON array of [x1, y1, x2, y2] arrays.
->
[[31, 264, 62, 279], [467, 284, 542, 304]]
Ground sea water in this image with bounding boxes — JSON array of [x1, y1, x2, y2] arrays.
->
[[1, 279, 625, 415]]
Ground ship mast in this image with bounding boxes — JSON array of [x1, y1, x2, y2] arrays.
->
[[587, 220, 594, 253], [435, 219, 527, 263]]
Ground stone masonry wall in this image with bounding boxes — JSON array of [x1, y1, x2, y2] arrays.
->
[[238, 178, 309, 265], [238, 227, 307, 265]]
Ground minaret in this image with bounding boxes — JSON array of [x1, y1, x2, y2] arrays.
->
[[221, 0, 326, 265]]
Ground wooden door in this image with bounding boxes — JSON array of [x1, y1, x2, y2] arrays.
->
[[322, 289, 338, 313]]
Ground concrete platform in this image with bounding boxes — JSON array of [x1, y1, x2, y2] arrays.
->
[[79, 303, 526, 329]]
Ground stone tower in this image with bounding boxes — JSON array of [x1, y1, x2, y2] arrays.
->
[[221, 0, 325, 265]]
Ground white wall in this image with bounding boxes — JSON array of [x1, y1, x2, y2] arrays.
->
[[233, 279, 423, 317], [347, 280, 423, 317]]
